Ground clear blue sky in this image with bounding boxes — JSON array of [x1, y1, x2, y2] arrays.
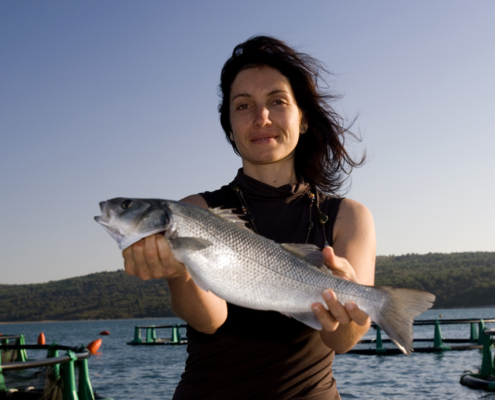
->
[[1, 1, 494, 284]]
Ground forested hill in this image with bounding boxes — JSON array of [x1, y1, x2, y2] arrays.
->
[[1, 252, 494, 323], [375, 251, 495, 308]]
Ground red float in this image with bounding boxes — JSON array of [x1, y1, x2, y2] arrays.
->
[[87, 339, 102, 355], [37, 332, 46, 345]]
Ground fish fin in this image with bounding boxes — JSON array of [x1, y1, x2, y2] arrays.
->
[[281, 243, 327, 270], [371, 287, 436, 356], [184, 266, 211, 292], [284, 311, 322, 330], [209, 207, 253, 231], [168, 237, 213, 251], [168, 237, 213, 292]]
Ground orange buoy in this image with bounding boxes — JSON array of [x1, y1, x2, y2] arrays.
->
[[37, 332, 46, 345], [87, 339, 102, 355], [99, 330, 110, 336]]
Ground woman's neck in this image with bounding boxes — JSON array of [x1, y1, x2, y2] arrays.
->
[[242, 160, 298, 188]]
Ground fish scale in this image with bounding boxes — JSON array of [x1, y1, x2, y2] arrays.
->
[[95, 197, 436, 355], [169, 200, 384, 314]]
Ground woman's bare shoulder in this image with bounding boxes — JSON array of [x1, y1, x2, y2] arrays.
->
[[334, 198, 375, 245], [333, 197, 376, 284], [180, 194, 209, 209], [337, 198, 374, 225]]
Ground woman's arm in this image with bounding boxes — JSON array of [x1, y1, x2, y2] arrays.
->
[[123, 194, 228, 334], [311, 198, 376, 353]]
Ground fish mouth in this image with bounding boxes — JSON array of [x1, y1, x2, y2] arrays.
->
[[94, 215, 120, 235], [94, 202, 117, 234], [94, 215, 126, 244]]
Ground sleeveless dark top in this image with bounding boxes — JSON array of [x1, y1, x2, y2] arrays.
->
[[173, 170, 344, 400]]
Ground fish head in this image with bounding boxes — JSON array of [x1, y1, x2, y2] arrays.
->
[[94, 198, 175, 251]]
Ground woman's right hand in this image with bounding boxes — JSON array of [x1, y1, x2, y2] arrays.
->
[[122, 194, 227, 334], [123, 234, 187, 281]]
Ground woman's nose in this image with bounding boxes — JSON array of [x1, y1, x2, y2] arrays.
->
[[253, 106, 271, 128]]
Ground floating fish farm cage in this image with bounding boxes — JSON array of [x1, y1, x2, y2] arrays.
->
[[127, 324, 187, 346], [0, 334, 112, 400], [348, 318, 495, 355], [460, 328, 495, 392]]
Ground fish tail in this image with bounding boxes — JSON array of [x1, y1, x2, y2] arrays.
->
[[370, 287, 435, 356]]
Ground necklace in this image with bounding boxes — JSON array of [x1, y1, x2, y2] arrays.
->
[[232, 181, 330, 248]]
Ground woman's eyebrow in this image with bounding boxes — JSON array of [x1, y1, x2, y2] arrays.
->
[[231, 93, 251, 102], [231, 89, 290, 102]]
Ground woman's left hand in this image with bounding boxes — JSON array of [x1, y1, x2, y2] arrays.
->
[[311, 246, 370, 334]]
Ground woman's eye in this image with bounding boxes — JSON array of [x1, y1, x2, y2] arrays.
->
[[236, 104, 248, 110]]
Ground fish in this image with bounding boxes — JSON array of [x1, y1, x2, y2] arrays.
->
[[95, 197, 435, 355]]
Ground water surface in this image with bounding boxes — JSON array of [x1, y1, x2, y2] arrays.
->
[[2, 307, 494, 399]]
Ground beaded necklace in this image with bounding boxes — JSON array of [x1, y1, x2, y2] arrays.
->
[[232, 181, 330, 248]]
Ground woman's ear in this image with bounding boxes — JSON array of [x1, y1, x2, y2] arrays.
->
[[229, 132, 235, 141], [300, 118, 308, 134]]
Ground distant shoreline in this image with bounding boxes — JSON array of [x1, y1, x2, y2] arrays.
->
[[0, 316, 182, 326], [2, 306, 495, 326]]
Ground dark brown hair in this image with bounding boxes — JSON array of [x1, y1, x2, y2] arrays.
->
[[218, 35, 364, 195]]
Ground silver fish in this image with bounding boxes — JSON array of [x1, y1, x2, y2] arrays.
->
[[95, 198, 435, 355]]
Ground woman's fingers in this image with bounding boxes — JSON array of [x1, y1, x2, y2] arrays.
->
[[155, 235, 185, 279], [312, 301, 339, 331], [143, 235, 163, 272], [312, 289, 345, 332], [123, 241, 141, 276], [130, 238, 151, 279], [322, 246, 359, 282], [122, 235, 185, 281], [121, 236, 159, 280], [312, 289, 370, 332], [155, 234, 171, 262], [344, 301, 370, 326]]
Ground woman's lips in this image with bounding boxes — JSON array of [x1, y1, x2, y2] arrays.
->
[[251, 135, 277, 144]]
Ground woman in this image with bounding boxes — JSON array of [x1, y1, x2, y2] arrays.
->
[[124, 36, 376, 399]]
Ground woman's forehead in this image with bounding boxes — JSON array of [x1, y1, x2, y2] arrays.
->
[[230, 66, 294, 99]]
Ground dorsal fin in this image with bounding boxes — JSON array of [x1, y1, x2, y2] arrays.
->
[[209, 207, 252, 231], [281, 243, 329, 272]]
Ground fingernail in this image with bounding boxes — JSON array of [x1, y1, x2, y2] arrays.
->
[[323, 290, 332, 300], [312, 305, 321, 314], [345, 302, 354, 311]]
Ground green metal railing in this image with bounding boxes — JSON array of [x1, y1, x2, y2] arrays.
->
[[351, 318, 495, 355], [479, 329, 495, 379], [0, 334, 28, 362], [128, 324, 186, 345], [460, 328, 495, 391], [0, 342, 113, 400]]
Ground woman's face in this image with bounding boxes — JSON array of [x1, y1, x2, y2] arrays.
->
[[229, 65, 305, 170]]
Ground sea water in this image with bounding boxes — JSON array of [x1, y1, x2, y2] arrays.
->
[[1, 307, 494, 399]]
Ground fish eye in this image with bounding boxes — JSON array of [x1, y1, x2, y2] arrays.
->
[[121, 200, 133, 209]]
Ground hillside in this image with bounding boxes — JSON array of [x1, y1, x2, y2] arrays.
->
[[0, 271, 173, 322], [375, 251, 495, 308], [1, 252, 494, 322]]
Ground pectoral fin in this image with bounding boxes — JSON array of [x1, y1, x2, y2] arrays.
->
[[281, 244, 325, 268], [284, 311, 322, 331], [168, 237, 213, 292], [184, 265, 211, 293], [168, 237, 213, 251]]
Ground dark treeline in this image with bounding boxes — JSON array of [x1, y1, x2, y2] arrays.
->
[[1, 252, 494, 323], [0, 271, 174, 322], [375, 251, 495, 308]]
